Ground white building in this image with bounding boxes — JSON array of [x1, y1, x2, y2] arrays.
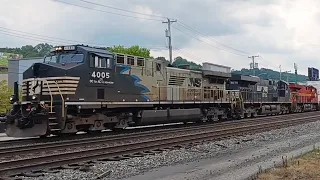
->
[[8, 57, 44, 88]]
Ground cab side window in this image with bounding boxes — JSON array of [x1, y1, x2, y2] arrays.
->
[[95, 56, 106, 68], [89, 54, 112, 69]]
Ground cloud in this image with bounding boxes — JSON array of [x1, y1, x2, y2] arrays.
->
[[1, 0, 320, 74]]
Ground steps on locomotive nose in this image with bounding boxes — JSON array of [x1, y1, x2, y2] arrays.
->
[[45, 104, 61, 132]]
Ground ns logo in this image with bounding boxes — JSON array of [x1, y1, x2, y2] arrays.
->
[[188, 78, 202, 87]]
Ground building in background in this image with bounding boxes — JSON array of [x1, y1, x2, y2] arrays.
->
[[8, 57, 43, 88], [308, 67, 319, 81]]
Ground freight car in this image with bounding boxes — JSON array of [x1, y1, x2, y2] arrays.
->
[[4, 45, 319, 137]]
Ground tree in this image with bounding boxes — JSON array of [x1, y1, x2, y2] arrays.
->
[[20, 45, 39, 58], [107, 45, 152, 58], [156, 56, 167, 61], [0, 80, 13, 113], [172, 56, 202, 70], [34, 43, 53, 56], [232, 68, 308, 83], [0, 43, 54, 59]]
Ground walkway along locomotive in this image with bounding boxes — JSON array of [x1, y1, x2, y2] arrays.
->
[[5, 45, 319, 137]]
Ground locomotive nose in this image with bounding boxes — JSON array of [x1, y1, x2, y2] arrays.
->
[[27, 63, 52, 78], [32, 63, 41, 77]]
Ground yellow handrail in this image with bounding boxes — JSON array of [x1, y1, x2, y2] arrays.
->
[[43, 79, 53, 113], [54, 80, 65, 118]]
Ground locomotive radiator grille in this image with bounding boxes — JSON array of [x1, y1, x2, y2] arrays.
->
[[21, 76, 80, 97]]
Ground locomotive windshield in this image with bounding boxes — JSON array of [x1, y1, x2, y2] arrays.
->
[[44, 53, 84, 64]]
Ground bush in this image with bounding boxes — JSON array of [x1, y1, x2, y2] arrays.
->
[[0, 80, 13, 113]]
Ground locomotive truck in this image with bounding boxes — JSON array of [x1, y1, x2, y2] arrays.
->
[[5, 45, 319, 137]]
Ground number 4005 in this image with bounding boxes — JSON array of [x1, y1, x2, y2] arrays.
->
[[91, 71, 110, 79]]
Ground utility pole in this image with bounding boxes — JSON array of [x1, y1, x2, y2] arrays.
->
[[248, 55, 259, 76], [163, 18, 177, 65], [294, 63, 298, 84], [279, 65, 282, 80]]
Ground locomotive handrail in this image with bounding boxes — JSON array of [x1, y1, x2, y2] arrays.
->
[[54, 80, 65, 119], [43, 79, 53, 113]]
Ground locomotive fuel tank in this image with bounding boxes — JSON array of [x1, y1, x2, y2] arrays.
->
[[136, 108, 202, 125], [260, 105, 281, 115], [303, 104, 312, 112]]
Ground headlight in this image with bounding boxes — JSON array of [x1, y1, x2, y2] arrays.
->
[[9, 95, 15, 104], [32, 95, 37, 100]]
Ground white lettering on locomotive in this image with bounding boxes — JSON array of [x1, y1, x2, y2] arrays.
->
[[90, 71, 113, 84], [91, 71, 110, 79]]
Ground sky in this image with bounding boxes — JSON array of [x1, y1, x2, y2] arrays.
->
[[1, 0, 320, 75]]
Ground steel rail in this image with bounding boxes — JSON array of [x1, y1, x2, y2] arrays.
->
[[1, 111, 318, 149], [0, 112, 317, 157]]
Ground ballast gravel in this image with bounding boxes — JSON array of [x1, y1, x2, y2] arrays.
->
[[18, 119, 320, 180], [0, 125, 235, 162]]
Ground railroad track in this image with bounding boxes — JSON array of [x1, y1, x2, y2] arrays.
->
[[0, 113, 305, 158], [0, 112, 319, 179], [1, 111, 318, 149], [0, 111, 317, 156], [0, 121, 200, 148]]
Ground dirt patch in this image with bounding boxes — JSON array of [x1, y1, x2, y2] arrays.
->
[[257, 147, 320, 180]]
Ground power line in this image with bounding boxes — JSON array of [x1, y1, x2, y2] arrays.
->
[[173, 48, 207, 63], [0, 28, 167, 51], [177, 22, 250, 55], [53, 0, 251, 58], [0, 31, 69, 45], [172, 25, 247, 57], [0, 27, 105, 46], [52, 0, 163, 22], [259, 55, 278, 69], [75, 0, 167, 19]]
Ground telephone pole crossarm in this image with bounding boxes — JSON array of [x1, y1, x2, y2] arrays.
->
[[248, 55, 259, 76], [163, 18, 177, 65]]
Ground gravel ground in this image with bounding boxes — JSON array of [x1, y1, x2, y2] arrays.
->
[[14, 119, 320, 180]]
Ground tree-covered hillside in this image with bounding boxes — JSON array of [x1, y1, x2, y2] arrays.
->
[[232, 68, 308, 83]]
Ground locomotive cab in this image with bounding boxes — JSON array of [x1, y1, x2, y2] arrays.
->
[[6, 45, 116, 137]]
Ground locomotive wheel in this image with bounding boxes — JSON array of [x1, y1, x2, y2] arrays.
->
[[244, 113, 248, 118], [39, 135, 47, 138], [106, 123, 123, 132], [251, 112, 257, 118], [87, 130, 102, 135]]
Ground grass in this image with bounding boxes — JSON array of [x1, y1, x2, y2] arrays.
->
[[0, 58, 8, 66], [257, 147, 320, 180]]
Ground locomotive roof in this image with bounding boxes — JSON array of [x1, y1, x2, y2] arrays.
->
[[77, 45, 114, 55], [230, 74, 260, 83], [52, 45, 115, 56]]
